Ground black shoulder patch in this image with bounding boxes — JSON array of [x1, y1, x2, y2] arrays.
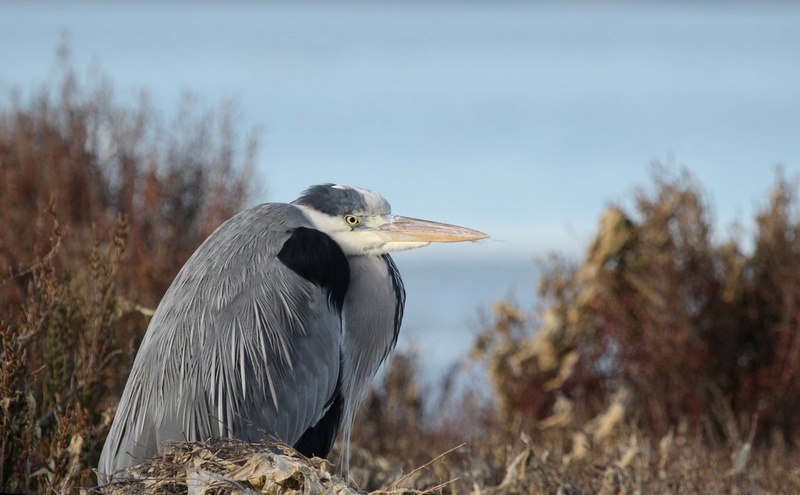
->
[[277, 227, 350, 313]]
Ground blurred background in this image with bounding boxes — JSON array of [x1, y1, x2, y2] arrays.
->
[[4, 0, 799, 384], [3, 2, 800, 492]]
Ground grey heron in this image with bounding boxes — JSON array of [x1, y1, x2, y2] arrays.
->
[[98, 183, 487, 480]]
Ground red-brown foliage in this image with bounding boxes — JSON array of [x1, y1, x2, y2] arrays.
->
[[475, 168, 800, 449], [0, 45, 256, 493]]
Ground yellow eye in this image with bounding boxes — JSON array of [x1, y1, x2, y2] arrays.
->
[[345, 215, 360, 227]]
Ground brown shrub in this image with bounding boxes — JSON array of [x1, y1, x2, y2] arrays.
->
[[474, 167, 800, 449], [0, 44, 256, 493]]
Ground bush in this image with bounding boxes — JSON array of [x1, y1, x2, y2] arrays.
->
[[474, 168, 800, 448], [0, 45, 256, 493]]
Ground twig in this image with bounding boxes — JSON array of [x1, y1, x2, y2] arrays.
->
[[0, 204, 62, 289], [389, 443, 465, 491], [420, 477, 460, 494], [36, 349, 123, 429]]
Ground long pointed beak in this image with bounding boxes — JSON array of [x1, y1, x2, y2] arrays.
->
[[376, 216, 488, 243]]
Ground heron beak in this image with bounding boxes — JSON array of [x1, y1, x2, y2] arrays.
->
[[376, 216, 488, 243]]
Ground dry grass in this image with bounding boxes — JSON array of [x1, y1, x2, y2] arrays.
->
[[96, 439, 461, 495], [87, 421, 800, 495], [98, 440, 354, 495], [336, 351, 800, 495]]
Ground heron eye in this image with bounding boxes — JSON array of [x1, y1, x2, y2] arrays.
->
[[345, 215, 360, 227]]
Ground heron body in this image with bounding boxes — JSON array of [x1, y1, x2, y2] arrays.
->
[[98, 184, 486, 480]]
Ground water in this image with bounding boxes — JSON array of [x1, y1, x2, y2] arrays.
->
[[390, 257, 539, 389]]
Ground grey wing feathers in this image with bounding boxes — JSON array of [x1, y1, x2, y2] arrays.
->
[[98, 204, 342, 477]]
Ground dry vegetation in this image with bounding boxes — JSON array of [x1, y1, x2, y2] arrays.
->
[[3, 47, 800, 494], [0, 46, 256, 493]]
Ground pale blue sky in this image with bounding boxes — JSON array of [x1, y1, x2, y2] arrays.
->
[[3, 1, 800, 264]]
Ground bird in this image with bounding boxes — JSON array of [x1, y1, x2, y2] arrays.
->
[[97, 183, 487, 481]]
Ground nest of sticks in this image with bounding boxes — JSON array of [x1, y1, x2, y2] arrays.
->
[[97, 439, 443, 495]]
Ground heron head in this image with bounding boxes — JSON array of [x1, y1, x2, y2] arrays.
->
[[293, 184, 488, 256]]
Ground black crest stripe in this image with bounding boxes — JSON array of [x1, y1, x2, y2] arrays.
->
[[292, 184, 369, 216]]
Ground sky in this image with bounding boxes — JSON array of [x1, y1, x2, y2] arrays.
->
[[2, 1, 800, 267]]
